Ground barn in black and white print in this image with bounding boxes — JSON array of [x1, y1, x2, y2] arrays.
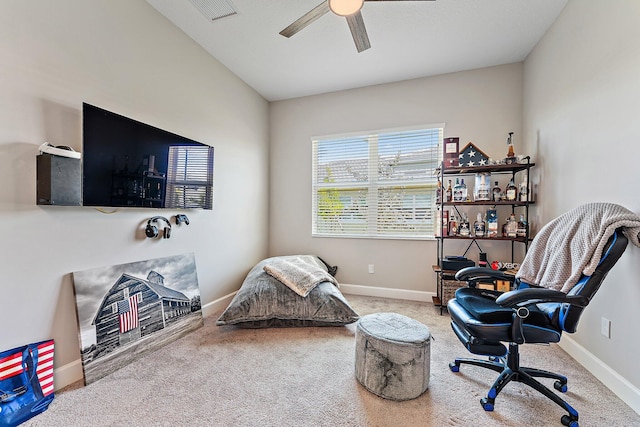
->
[[91, 270, 193, 353], [72, 253, 203, 385]]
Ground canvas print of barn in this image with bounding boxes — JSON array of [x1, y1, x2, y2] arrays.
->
[[72, 253, 203, 385]]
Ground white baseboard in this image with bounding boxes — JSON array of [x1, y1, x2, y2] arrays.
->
[[53, 291, 238, 391], [340, 283, 436, 302], [201, 291, 237, 318], [559, 336, 640, 415], [53, 358, 84, 389]]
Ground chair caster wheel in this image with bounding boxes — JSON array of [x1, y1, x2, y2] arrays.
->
[[554, 380, 568, 393], [561, 415, 578, 426], [480, 398, 494, 412], [449, 362, 459, 372]]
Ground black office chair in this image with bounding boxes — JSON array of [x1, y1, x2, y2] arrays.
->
[[447, 228, 628, 427]]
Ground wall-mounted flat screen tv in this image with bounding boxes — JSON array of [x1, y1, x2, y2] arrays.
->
[[82, 103, 214, 210]]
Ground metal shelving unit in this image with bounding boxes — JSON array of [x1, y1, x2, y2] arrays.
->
[[434, 158, 535, 311]]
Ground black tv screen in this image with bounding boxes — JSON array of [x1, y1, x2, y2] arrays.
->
[[82, 103, 214, 210]]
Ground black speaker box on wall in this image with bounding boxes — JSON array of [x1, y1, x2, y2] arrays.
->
[[37, 154, 82, 206]]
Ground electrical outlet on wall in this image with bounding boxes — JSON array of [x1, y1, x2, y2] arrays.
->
[[368, 264, 375, 274]]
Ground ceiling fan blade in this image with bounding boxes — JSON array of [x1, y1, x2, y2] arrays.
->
[[279, 1, 330, 38], [346, 11, 371, 53]]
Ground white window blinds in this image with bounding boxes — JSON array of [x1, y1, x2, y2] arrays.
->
[[312, 125, 443, 238], [166, 145, 214, 210]]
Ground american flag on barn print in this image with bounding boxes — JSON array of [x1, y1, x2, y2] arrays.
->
[[118, 294, 139, 333], [458, 142, 489, 167]]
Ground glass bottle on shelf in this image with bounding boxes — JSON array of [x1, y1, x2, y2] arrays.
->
[[519, 173, 529, 202], [505, 213, 518, 237], [435, 178, 442, 204], [505, 177, 518, 201], [445, 180, 453, 202], [517, 214, 528, 238], [474, 173, 491, 201], [487, 209, 498, 237], [459, 213, 471, 237], [460, 178, 468, 201], [474, 212, 486, 237], [448, 214, 458, 236], [506, 132, 515, 162], [492, 181, 502, 201], [453, 178, 463, 202]]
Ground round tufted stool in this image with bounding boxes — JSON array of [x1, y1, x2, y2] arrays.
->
[[355, 312, 431, 401]]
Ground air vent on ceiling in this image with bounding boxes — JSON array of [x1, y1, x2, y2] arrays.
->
[[188, 0, 237, 22]]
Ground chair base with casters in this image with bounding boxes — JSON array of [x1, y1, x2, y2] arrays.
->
[[447, 229, 628, 427], [449, 342, 577, 426]]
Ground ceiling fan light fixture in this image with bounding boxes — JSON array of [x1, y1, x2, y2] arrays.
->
[[328, 0, 364, 17]]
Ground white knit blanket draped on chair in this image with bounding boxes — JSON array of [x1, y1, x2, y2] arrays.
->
[[515, 203, 640, 293]]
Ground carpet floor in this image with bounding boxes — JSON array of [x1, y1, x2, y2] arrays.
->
[[25, 295, 640, 426]]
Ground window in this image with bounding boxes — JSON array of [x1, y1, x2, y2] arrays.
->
[[166, 145, 214, 210], [312, 125, 443, 239]]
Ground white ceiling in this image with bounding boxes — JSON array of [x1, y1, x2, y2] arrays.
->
[[146, 0, 568, 101]]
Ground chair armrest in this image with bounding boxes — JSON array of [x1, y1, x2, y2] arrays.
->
[[495, 288, 589, 308], [454, 267, 513, 282]]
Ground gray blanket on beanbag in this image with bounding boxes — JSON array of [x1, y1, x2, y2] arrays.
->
[[263, 255, 339, 297]]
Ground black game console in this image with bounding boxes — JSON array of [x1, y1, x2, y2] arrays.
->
[[441, 256, 475, 271]]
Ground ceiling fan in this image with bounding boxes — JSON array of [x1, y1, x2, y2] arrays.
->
[[279, 0, 436, 53]]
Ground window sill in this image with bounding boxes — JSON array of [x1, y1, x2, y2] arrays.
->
[[312, 233, 437, 241]]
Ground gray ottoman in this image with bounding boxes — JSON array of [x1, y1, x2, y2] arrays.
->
[[355, 312, 431, 401]]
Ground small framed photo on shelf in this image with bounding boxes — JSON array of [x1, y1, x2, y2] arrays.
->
[[443, 137, 459, 168]]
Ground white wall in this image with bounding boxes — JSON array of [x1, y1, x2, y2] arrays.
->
[[269, 63, 524, 295], [0, 0, 269, 387], [523, 0, 640, 408]]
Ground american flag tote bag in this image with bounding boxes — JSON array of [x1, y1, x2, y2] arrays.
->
[[0, 340, 55, 427]]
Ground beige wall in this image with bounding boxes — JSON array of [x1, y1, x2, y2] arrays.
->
[[269, 63, 524, 294], [523, 0, 640, 407], [0, 0, 269, 385]]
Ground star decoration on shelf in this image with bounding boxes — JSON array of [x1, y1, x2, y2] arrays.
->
[[459, 142, 489, 167]]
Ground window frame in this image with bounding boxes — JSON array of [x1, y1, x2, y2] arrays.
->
[[311, 124, 444, 240], [165, 145, 215, 210]]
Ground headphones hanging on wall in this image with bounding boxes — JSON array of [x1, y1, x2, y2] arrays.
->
[[145, 216, 172, 239]]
